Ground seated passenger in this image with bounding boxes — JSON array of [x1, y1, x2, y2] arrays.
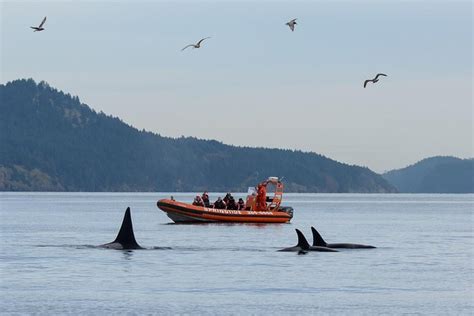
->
[[237, 198, 245, 210], [202, 192, 210, 207], [227, 196, 237, 210], [223, 193, 232, 205], [193, 195, 204, 207], [214, 197, 226, 209]]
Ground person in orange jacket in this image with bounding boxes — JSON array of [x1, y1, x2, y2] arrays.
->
[[256, 183, 267, 211]]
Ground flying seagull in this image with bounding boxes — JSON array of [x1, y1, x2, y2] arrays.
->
[[181, 37, 211, 51], [31, 16, 47, 32], [364, 73, 387, 88], [286, 18, 297, 32]]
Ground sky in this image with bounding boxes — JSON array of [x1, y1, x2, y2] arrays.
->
[[1, 0, 472, 172]]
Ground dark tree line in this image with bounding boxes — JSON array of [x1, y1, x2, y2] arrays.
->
[[0, 79, 396, 192], [383, 156, 474, 193]]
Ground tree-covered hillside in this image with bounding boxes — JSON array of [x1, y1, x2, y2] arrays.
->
[[0, 79, 396, 192], [383, 156, 474, 193]]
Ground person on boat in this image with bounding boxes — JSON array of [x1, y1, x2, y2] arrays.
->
[[214, 197, 227, 209], [202, 192, 210, 207], [256, 183, 267, 211], [227, 196, 238, 210], [223, 193, 232, 205], [193, 195, 205, 207], [237, 198, 245, 210]]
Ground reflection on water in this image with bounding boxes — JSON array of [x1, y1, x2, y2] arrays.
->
[[122, 250, 134, 260]]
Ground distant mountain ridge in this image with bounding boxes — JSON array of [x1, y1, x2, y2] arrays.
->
[[0, 79, 396, 192], [383, 156, 474, 193]]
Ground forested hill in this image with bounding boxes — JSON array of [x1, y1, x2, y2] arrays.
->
[[0, 79, 396, 192], [383, 156, 474, 193]]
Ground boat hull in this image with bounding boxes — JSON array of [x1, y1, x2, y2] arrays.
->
[[157, 199, 293, 223]]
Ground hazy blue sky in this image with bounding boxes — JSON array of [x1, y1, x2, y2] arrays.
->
[[1, 0, 472, 172]]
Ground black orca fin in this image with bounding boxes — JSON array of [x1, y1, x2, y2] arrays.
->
[[311, 226, 328, 247], [112, 207, 142, 249], [295, 229, 310, 250]]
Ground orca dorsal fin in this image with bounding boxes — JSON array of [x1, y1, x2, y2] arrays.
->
[[112, 207, 142, 249], [295, 229, 310, 250], [311, 226, 327, 247]]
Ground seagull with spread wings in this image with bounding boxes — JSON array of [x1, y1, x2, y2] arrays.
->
[[364, 73, 387, 88], [286, 18, 297, 32], [31, 16, 47, 32], [181, 37, 211, 51]]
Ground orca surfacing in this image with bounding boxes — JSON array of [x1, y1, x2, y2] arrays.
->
[[311, 226, 376, 249], [279, 229, 338, 252], [99, 207, 143, 250]]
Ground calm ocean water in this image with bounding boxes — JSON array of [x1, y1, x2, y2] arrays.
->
[[0, 193, 473, 315]]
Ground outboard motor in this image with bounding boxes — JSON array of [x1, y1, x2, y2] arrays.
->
[[279, 206, 294, 219]]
